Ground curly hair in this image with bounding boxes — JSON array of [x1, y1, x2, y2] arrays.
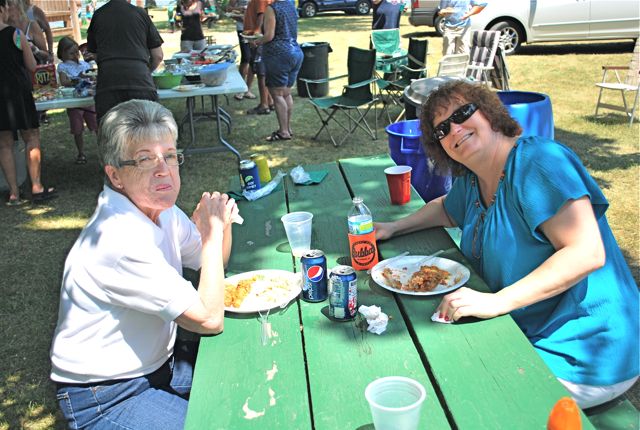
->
[[420, 80, 522, 176]]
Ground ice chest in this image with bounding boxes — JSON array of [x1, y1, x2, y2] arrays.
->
[[386, 120, 451, 203]]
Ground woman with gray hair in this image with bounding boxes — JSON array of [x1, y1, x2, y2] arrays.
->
[[50, 99, 240, 429], [375, 80, 638, 409]]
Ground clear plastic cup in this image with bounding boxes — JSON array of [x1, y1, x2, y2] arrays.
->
[[281, 211, 313, 257], [365, 376, 426, 430]]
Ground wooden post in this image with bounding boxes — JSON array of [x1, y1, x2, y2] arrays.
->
[[70, 0, 81, 42]]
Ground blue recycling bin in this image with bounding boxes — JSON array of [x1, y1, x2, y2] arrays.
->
[[497, 91, 554, 140], [386, 120, 452, 203]]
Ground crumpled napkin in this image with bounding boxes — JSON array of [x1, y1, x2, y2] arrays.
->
[[358, 305, 389, 335], [290, 165, 328, 186], [430, 311, 452, 324]]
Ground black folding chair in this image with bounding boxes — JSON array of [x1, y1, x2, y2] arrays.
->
[[377, 37, 429, 123], [299, 47, 379, 147]]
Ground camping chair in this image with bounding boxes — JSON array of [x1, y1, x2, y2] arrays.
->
[[300, 47, 379, 147], [377, 37, 429, 123], [594, 38, 640, 125], [437, 53, 469, 78], [371, 28, 407, 77], [489, 40, 511, 90], [466, 30, 501, 86]]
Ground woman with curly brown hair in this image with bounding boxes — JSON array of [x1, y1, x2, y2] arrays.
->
[[374, 80, 638, 409]]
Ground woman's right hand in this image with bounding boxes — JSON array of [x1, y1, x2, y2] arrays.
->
[[374, 222, 396, 241], [192, 192, 235, 242]]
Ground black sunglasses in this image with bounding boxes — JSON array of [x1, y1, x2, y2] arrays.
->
[[432, 103, 478, 141]]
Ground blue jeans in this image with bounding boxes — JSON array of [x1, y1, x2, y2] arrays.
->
[[56, 340, 198, 429]]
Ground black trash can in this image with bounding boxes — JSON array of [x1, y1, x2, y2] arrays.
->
[[297, 42, 332, 98]]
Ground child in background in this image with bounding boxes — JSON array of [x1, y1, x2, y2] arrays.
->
[[56, 36, 97, 165]]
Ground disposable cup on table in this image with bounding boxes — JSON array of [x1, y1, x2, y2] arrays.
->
[[365, 376, 426, 430], [384, 166, 412, 205], [281, 211, 313, 257]]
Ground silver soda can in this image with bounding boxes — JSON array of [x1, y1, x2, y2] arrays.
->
[[328, 265, 357, 320]]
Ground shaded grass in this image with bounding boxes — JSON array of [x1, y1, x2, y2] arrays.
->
[[1, 11, 638, 429]]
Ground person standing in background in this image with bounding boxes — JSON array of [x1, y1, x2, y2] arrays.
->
[[178, 0, 206, 52], [258, 0, 302, 141], [87, 0, 164, 122], [372, 0, 401, 30], [227, 0, 256, 100], [243, 0, 272, 115], [23, 0, 52, 61], [0, 0, 57, 205], [438, 0, 486, 55]]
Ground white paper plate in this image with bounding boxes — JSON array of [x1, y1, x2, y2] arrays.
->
[[370, 256, 470, 296], [224, 269, 301, 313], [240, 33, 262, 40], [172, 84, 205, 92]]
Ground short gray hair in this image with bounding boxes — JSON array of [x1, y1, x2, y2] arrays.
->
[[98, 100, 178, 170]]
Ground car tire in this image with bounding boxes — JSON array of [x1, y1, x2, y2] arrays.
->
[[300, 1, 317, 18], [489, 20, 524, 55], [355, 0, 370, 15], [434, 14, 445, 37]]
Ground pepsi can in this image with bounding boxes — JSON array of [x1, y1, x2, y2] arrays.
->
[[301, 250, 328, 302], [328, 265, 357, 320], [239, 159, 261, 191]]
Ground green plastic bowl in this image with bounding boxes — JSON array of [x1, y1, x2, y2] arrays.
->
[[152, 72, 184, 89]]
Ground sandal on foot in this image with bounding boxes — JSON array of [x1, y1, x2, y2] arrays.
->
[[234, 93, 244, 101], [32, 186, 58, 202], [269, 104, 275, 111], [265, 131, 291, 142], [75, 154, 87, 164], [244, 91, 257, 99], [6, 196, 28, 207], [247, 106, 270, 115]]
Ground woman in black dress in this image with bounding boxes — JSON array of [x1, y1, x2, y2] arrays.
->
[[179, 0, 206, 52], [0, 0, 55, 205]]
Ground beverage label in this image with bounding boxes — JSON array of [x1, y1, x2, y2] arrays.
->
[[348, 216, 373, 235], [348, 230, 379, 270]]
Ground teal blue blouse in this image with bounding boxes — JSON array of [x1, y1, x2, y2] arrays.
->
[[444, 136, 639, 386]]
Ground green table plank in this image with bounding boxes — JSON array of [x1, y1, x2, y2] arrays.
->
[[340, 154, 595, 429], [185, 181, 311, 429], [286, 162, 451, 430]]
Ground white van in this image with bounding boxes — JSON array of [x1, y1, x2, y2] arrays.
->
[[468, 0, 640, 54]]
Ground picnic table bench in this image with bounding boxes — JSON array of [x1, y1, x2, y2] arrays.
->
[[184, 154, 602, 429]]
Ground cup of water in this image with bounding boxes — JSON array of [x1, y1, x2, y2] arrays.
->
[[281, 211, 313, 257], [365, 376, 426, 430]]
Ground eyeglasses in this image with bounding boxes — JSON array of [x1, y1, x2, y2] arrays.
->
[[432, 103, 478, 141], [119, 152, 184, 170]]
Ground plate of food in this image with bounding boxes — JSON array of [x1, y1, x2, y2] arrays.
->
[[172, 84, 205, 92], [370, 256, 470, 296], [224, 269, 302, 313], [82, 69, 97, 78], [241, 33, 263, 40]]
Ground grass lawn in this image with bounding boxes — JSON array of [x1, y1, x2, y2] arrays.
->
[[1, 10, 638, 430]]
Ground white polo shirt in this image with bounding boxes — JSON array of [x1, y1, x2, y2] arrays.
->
[[50, 186, 202, 384]]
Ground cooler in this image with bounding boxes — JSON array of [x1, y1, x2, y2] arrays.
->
[[497, 91, 554, 140], [386, 120, 452, 203]]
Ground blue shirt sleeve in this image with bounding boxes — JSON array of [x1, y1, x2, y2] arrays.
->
[[443, 174, 471, 227], [510, 136, 609, 242]]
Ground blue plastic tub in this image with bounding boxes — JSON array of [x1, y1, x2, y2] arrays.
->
[[385, 119, 452, 203], [497, 91, 554, 140]]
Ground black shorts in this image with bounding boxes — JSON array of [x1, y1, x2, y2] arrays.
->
[[249, 45, 266, 77], [95, 89, 158, 123], [236, 30, 251, 64]]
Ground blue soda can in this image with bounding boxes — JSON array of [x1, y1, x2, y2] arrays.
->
[[239, 159, 261, 191], [301, 250, 328, 302], [328, 265, 357, 320]]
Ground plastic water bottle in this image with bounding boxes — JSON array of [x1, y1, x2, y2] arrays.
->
[[348, 197, 373, 235]]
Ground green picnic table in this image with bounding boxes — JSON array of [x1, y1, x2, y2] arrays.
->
[[184, 154, 596, 430]]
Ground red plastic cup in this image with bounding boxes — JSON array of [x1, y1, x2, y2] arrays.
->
[[384, 165, 412, 205]]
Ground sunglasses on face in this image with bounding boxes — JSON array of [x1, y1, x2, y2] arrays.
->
[[432, 103, 478, 141]]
